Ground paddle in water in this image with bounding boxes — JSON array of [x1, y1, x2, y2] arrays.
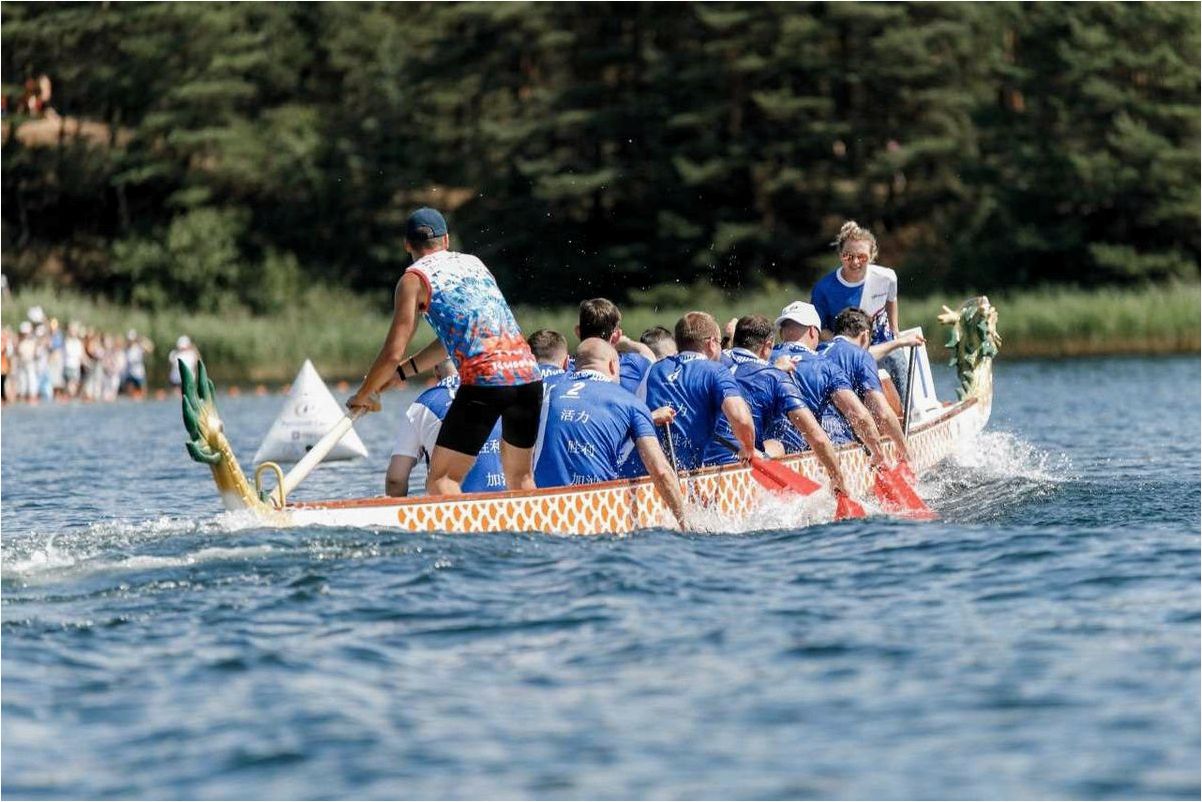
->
[[872, 460, 937, 520], [834, 491, 867, 520], [713, 435, 867, 520]]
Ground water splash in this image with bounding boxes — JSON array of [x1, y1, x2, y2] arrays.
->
[[921, 429, 1073, 522], [683, 487, 884, 534], [1, 511, 271, 582]]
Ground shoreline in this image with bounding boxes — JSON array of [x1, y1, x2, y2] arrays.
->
[[5, 282, 1198, 386]]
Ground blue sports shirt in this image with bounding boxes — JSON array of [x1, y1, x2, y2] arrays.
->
[[810, 264, 898, 345], [702, 348, 807, 466], [643, 351, 743, 470], [566, 352, 653, 394], [769, 341, 855, 447], [816, 336, 883, 398], [534, 370, 657, 486], [538, 362, 570, 390]]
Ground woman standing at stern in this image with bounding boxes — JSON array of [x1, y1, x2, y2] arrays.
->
[[810, 220, 918, 391]]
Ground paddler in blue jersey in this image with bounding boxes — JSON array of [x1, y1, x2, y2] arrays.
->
[[533, 339, 688, 528], [575, 298, 656, 393], [769, 301, 890, 467], [527, 328, 571, 388], [386, 359, 506, 497], [639, 326, 677, 360], [702, 315, 851, 496], [818, 307, 919, 464], [643, 311, 757, 470]]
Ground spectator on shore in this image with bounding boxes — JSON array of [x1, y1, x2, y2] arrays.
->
[[1, 325, 12, 402], [63, 322, 84, 398], [1, 310, 158, 405], [15, 321, 38, 404], [122, 329, 153, 399], [168, 335, 200, 391]]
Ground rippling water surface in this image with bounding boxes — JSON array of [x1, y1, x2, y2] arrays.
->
[[3, 356, 1198, 799]]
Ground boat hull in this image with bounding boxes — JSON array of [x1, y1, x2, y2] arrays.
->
[[282, 393, 988, 535]]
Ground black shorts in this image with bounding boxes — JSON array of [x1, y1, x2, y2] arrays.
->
[[437, 380, 544, 456]]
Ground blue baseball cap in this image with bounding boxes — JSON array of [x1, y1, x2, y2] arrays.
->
[[405, 207, 448, 242]]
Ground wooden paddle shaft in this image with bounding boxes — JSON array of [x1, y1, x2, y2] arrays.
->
[[281, 411, 363, 498]]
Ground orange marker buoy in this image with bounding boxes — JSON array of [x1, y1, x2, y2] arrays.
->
[[336, 380, 350, 392], [255, 384, 268, 396], [228, 386, 241, 397]]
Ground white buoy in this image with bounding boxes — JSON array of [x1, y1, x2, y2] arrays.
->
[[253, 360, 368, 464]]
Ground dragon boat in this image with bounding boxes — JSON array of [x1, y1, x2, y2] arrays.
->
[[180, 297, 1000, 534]]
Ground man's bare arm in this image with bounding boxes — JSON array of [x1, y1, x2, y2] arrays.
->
[[616, 336, 655, 362], [720, 396, 757, 462], [348, 273, 426, 410], [867, 333, 924, 362], [786, 407, 848, 495], [832, 388, 890, 467], [636, 435, 688, 529], [864, 390, 911, 463]]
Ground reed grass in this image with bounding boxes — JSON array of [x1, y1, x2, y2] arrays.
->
[[5, 281, 1197, 385]]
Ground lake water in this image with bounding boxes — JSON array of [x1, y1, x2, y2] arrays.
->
[[2, 356, 1198, 800]]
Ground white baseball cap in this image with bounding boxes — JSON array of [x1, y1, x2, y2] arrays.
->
[[176, 335, 191, 349], [775, 301, 821, 329]]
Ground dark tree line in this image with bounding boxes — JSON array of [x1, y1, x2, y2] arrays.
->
[[2, 2, 1197, 311]]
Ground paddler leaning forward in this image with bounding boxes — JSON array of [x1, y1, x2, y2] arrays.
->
[[347, 207, 543, 496], [534, 338, 689, 529]]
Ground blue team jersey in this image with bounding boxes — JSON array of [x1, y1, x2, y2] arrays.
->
[[566, 352, 652, 394], [619, 352, 652, 394], [643, 351, 743, 471], [702, 348, 807, 466], [538, 362, 570, 390], [817, 336, 883, 398], [769, 342, 855, 447], [534, 370, 657, 486], [810, 264, 898, 345], [411, 378, 506, 492]]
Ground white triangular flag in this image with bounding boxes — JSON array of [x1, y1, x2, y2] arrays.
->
[[253, 359, 369, 464]]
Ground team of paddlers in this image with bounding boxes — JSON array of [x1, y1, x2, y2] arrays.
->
[[346, 208, 927, 525]]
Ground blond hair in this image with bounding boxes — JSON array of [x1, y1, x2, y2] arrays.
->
[[834, 220, 878, 262]]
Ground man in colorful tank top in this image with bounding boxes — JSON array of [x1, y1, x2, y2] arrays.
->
[[642, 311, 756, 471], [702, 315, 849, 496], [768, 301, 890, 468], [386, 360, 506, 496], [533, 339, 687, 528], [348, 208, 542, 495], [817, 307, 914, 464]]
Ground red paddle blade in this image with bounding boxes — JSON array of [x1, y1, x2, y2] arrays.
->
[[834, 492, 867, 520], [751, 455, 822, 496], [873, 465, 938, 520], [897, 459, 918, 485]]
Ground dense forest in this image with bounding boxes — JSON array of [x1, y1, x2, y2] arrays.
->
[[2, 2, 1198, 312]]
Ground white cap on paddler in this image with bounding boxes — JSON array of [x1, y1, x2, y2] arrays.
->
[[775, 301, 821, 330]]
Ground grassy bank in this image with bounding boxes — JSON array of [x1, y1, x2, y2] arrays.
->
[[5, 281, 1198, 386]]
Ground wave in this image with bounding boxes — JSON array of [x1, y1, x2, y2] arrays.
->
[[1, 510, 276, 582]]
